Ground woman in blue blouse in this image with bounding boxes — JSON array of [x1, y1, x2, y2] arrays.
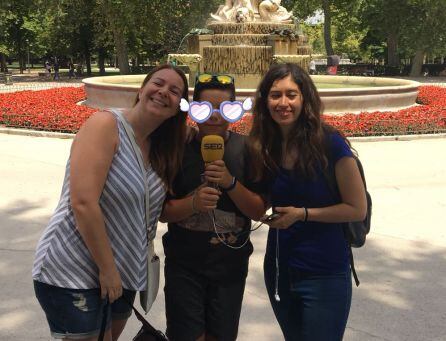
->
[[248, 63, 367, 340]]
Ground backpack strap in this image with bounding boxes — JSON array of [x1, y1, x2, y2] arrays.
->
[[323, 134, 361, 287], [349, 248, 360, 287], [98, 298, 109, 341]]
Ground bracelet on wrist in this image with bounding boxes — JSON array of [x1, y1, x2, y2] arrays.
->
[[303, 207, 308, 222], [221, 176, 237, 192], [191, 191, 199, 214]]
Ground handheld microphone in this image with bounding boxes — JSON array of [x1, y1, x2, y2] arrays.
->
[[201, 135, 224, 164], [201, 135, 224, 189]]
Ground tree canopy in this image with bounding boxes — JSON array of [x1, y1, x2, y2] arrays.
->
[[0, 0, 445, 76]]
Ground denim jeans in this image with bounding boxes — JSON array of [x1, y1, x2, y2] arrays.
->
[[34, 281, 136, 339], [264, 255, 352, 341]]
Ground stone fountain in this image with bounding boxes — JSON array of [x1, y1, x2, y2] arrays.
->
[[173, 0, 312, 88], [83, 0, 419, 113]]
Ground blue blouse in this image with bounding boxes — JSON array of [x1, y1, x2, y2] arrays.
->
[[266, 132, 353, 274]]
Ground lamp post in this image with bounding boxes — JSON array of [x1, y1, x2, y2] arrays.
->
[[26, 39, 30, 73]]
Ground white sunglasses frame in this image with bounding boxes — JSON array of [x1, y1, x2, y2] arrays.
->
[[180, 98, 253, 123]]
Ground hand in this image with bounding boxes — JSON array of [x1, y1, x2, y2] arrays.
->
[[204, 160, 233, 189], [185, 125, 198, 143], [266, 206, 303, 229], [194, 185, 221, 212], [260, 212, 281, 223], [99, 266, 123, 303]]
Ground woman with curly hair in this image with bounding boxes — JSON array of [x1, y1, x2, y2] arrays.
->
[[248, 63, 367, 340]]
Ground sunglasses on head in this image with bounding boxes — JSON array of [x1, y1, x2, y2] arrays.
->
[[196, 73, 234, 85]]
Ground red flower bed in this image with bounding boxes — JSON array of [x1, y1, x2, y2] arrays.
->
[[1, 85, 445, 136], [322, 86, 446, 136], [0, 87, 95, 133]]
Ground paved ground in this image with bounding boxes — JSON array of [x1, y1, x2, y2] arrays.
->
[[1, 132, 445, 340]]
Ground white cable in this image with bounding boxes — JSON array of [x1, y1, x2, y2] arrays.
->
[[274, 227, 281, 302], [208, 210, 251, 250]]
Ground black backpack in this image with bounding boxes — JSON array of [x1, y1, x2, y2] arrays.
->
[[324, 152, 372, 287], [344, 157, 372, 248]]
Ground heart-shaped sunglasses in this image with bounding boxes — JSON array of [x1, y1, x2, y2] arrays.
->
[[180, 98, 253, 123]]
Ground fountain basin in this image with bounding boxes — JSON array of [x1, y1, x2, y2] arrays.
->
[[83, 75, 419, 113], [313, 75, 420, 113]]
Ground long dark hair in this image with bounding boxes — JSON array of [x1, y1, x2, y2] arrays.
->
[[135, 64, 189, 193], [248, 63, 341, 181]]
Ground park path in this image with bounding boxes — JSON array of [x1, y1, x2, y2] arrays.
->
[[0, 132, 445, 340]]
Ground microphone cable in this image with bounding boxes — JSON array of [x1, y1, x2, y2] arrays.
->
[[208, 210, 266, 250], [209, 209, 280, 302]]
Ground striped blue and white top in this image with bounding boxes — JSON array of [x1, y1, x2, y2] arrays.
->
[[32, 109, 166, 291]]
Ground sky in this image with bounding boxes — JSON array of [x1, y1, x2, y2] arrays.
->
[[304, 10, 324, 25]]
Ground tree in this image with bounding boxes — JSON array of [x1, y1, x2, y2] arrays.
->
[[292, 0, 361, 57], [331, 3, 367, 61], [43, 0, 97, 75], [405, 0, 446, 76], [144, 0, 221, 59], [95, 0, 139, 74], [301, 22, 325, 55], [0, 0, 42, 73], [361, 0, 412, 68], [361, 0, 446, 75]]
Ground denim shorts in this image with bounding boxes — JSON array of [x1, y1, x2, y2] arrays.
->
[[34, 280, 136, 339]]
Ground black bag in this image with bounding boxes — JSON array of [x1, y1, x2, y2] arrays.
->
[[324, 151, 372, 287], [343, 157, 372, 248], [132, 305, 168, 341], [98, 298, 168, 341]]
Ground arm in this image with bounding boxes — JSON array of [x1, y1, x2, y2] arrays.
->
[[204, 160, 267, 221], [160, 185, 221, 223], [70, 111, 122, 302], [269, 156, 367, 229]]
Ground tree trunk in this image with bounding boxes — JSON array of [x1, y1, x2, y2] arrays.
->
[[410, 50, 425, 77], [0, 53, 7, 72], [19, 55, 25, 74], [98, 47, 106, 75], [387, 32, 399, 67], [322, 0, 334, 56], [83, 41, 92, 76], [100, 0, 130, 74], [113, 29, 130, 74], [85, 51, 92, 76]]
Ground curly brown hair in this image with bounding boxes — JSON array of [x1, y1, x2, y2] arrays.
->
[[247, 63, 342, 181]]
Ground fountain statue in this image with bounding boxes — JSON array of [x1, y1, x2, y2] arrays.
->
[[211, 0, 292, 23], [258, 0, 293, 23], [175, 0, 310, 89]]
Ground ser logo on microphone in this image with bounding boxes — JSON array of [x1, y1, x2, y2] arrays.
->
[[203, 143, 223, 150]]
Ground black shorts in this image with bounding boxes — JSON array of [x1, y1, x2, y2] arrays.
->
[[164, 259, 247, 341]]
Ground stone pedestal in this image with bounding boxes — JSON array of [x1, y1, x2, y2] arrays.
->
[[187, 35, 212, 73]]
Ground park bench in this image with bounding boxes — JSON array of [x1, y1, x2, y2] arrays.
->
[[0, 72, 13, 85]]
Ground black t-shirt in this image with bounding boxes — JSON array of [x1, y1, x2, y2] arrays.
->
[[162, 132, 267, 282]]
